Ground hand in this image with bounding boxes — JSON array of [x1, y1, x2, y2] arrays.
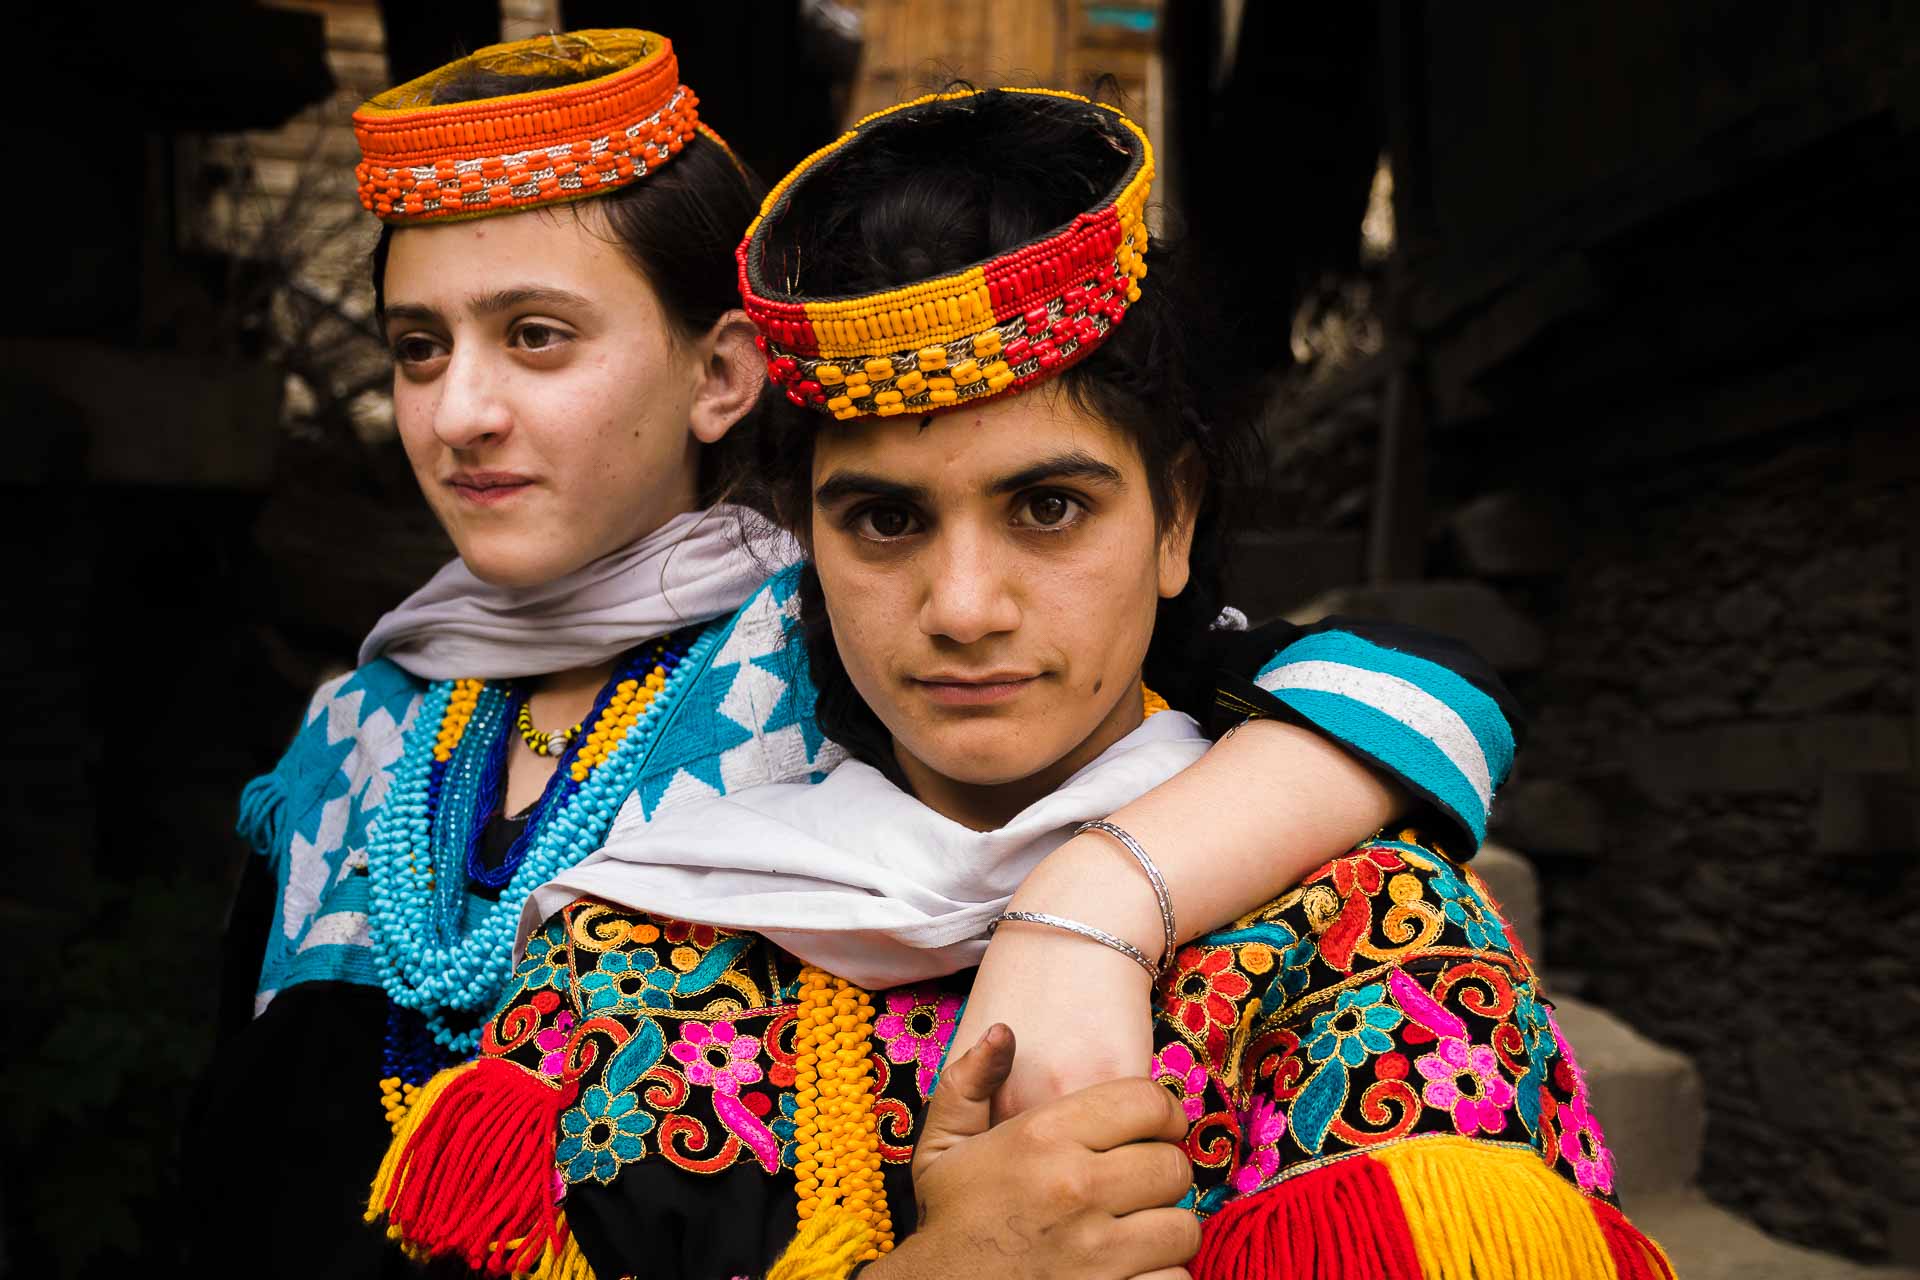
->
[[866, 1025, 1199, 1280], [952, 834, 1159, 1122]]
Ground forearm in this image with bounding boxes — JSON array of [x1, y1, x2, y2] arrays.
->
[[1010, 717, 1403, 954]]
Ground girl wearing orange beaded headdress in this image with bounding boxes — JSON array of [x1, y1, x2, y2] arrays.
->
[[352, 85, 1661, 1280]]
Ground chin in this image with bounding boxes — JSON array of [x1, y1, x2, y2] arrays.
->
[[904, 720, 1069, 788], [452, 534, 581, 590]]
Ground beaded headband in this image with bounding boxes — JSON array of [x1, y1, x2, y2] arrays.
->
[[738, 88, 1154, 420], [352, 29, 708, 224]]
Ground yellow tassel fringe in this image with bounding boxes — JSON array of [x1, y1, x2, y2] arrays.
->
[[765, 1208, 873, 1280], [1372, 1136, 1621, 1280]]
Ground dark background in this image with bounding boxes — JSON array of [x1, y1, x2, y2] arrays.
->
[[4, 1, 1916, 1274]]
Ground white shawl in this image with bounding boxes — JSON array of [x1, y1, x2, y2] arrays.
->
[[359, 504, 794, 680], [520, 709, 1208, 988]]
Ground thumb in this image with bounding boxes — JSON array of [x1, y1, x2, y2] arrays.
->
[[914, 1024, 1015, 1170]]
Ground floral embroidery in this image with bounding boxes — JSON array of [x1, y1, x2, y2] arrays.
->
[[578, 950, 675, 1015], [536, 1010, 575, 1077], [1232, 1098, 1287, 1193], [1153, 1041, 1211, 1121], [516, 931, 572, 991], [661, 919, 721, 949], [471, 831, 1623, 1218], [1556, 1094, 1616, 1194], [670, 1021, 764, 1095], [1164, 946, 1252, 1044], [1415, 1037, 1517, 1137], [1306, 984, 1403, 1067], [874, 988, 962, 1096], [557, 1085, 655, 1183], [1312, 845, 1406, 898]]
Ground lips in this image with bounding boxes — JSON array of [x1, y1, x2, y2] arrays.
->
[[447, 470, 535, 505], [911, 672, 1043, 707]]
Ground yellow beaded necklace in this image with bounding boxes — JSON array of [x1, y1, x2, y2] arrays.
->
[[791, 966, 894, 1263]]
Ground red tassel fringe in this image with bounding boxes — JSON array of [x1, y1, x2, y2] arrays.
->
[[379, 1058, 578, 1275], [1190, 1156, 1422, 1280], [1593, 1199, 1676, 1280]]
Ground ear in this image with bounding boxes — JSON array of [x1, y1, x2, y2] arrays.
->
[[1156, 444, 1207, 599], [687, 309, 765, 445]]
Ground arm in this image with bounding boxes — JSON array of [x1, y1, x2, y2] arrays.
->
[[956, 621, 1519, 1118]]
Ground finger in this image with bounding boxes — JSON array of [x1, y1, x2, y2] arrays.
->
[[1126, 1270, 1192, 1280], [1107, 1206, 1203, 1275], [916, 1023, 1016, 1163], [1089, 1139, 1193, 1214], [1030, 1076, 1187, 1151]]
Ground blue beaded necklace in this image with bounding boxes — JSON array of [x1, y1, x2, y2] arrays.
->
[[369, 625, 718, 1066]]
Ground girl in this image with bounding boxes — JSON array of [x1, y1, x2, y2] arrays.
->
[[366, 87, 1661, 1280]]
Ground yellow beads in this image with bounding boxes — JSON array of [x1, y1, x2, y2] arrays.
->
[[863, 357, 894, 380], [434, 679, 485, 762], [916, 345, 948, 371], [792, 967, 894, 1264], [379, 1075, 423, 1132], [569, 662, 669, 782]]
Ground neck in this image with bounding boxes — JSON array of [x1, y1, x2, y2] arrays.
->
[[893, 678, 1146, 831]]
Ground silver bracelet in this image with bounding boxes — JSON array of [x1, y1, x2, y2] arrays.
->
[[1073, 819, 1177, 975], [988, 910, 1160, 980]]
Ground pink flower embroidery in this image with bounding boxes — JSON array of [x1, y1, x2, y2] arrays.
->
[[1415, 1036, 1516, 1137], [1552, 1016, 1616, 1194], [1231, 1097, 1287, 1194], [1152, 1042, 1210, 1121], [535, 1010, 576, 1078], [874, 988, 962, 1096], [668, 1021, 764, 1096]]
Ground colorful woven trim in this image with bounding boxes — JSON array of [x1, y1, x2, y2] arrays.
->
[[353, 29, 701, 224], [737, 88, 1155, 420]]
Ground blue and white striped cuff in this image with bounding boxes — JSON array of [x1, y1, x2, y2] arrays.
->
[[1253, 632, 1514, 847]]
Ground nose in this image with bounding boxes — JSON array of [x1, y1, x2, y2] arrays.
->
[[431, 344, 513, 450], [917, 520, 1022, 645]]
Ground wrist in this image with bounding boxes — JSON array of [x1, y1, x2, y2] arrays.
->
[[1012, 833, 1169, 968]]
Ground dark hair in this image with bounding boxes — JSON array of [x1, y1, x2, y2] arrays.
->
[[738, 90, 1258, 770], [369, 67, 765, 500]]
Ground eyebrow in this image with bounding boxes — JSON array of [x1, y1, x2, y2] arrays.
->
[[813, 450, 1126, 507], [381, 286, 596, 328]]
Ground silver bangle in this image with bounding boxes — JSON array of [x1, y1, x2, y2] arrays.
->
[[1073, 819, 1177, 974], [988, 910, 1160, 980]]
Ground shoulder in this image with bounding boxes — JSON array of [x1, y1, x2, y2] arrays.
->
[[631, 564, 843, 819], [1152, 831, 1566, 1207]]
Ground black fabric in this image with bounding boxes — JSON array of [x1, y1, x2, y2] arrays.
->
[[181, 980, 419, 1278], [566, 1155, 918, 1280]]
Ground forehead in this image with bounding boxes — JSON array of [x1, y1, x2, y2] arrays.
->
[[383, 206, 645, 303], [811, 386, 1138, 485]]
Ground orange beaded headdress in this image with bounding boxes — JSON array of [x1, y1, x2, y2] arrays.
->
[[353, 29, 711, 224], [739, 87, 1154, 420]]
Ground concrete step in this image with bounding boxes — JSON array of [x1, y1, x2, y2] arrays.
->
[[1633, 1190, 1920, 1280], [1469, 841, 1543, 967], [1553, 995, 1705, 1201]]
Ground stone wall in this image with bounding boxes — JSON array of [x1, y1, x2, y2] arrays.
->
[[1496, 428, 1917, 1257]]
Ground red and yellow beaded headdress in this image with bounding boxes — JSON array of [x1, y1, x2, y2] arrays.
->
[[353, 29, 710, 224], [738, 87, 1154, 420]]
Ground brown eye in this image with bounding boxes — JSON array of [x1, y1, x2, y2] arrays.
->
[[393, 335, 442, 364], [851, 504, 919, 541], [516, 323, 561, 350], [1029, 495, 1070, 525], [1015, 492, 1085, 530]]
